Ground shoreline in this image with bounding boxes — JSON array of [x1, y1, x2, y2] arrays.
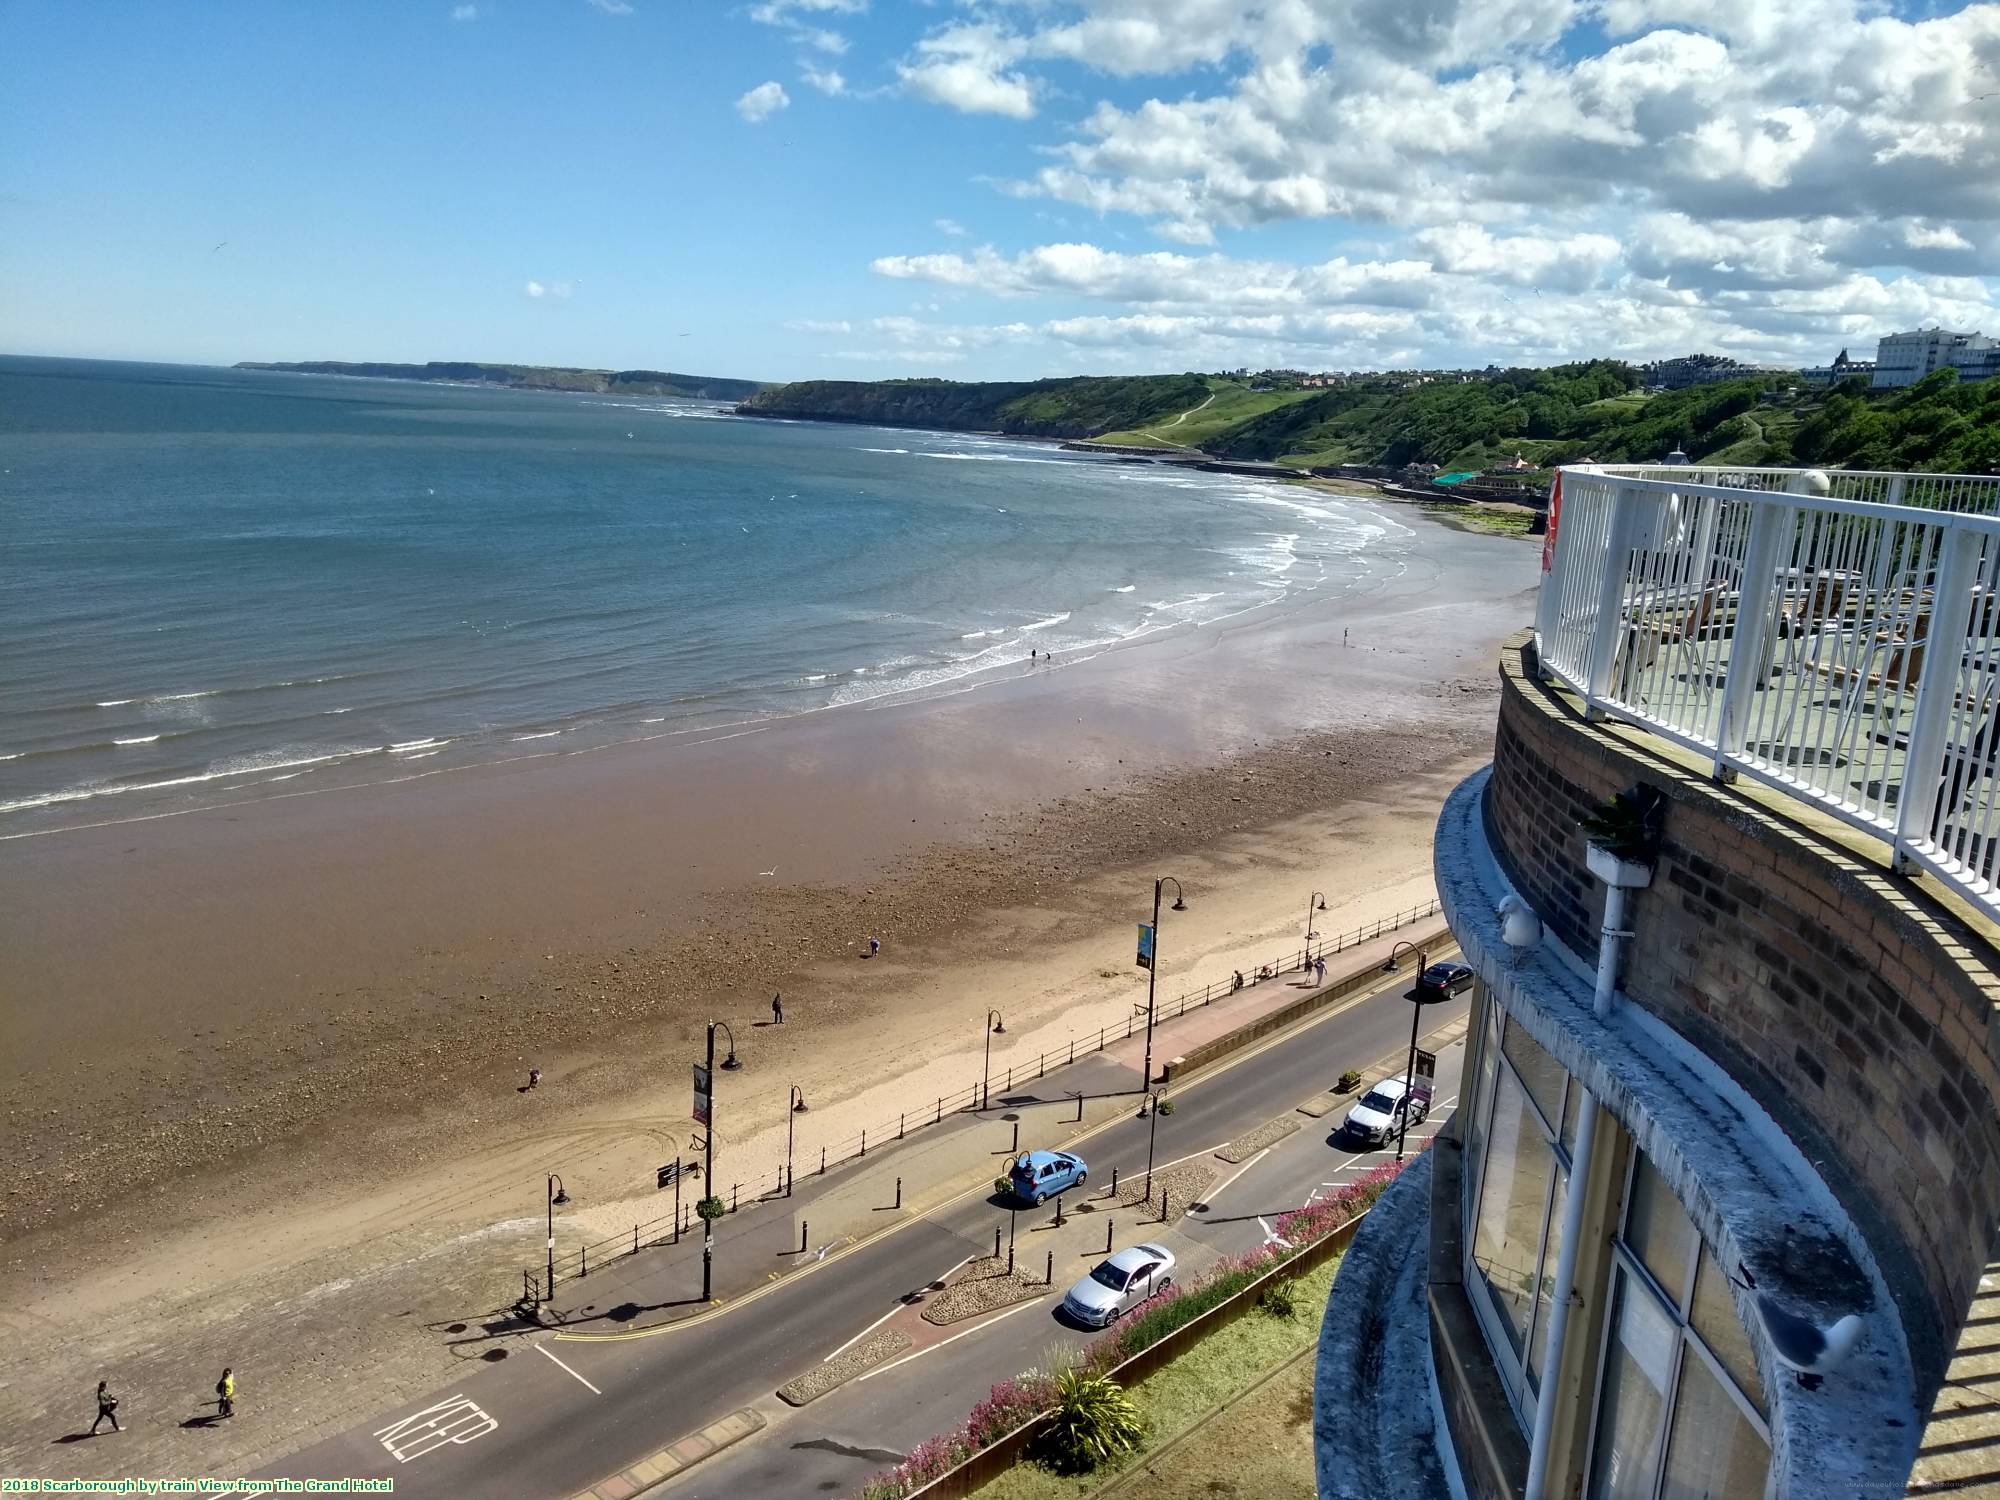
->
[[1, 509, 1533, 1276]]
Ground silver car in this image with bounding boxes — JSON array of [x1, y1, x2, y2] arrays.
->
[[1062, 1242, 1177, 1328]]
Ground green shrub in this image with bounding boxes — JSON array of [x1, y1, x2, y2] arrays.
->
[[1336, 1069, 1362, 1093], [1259, 1276, 1299, 1319], [1036, 1369, 1146, 1474], [694, 1195, 726, 1222], [995, 1175, 1013, 1198]]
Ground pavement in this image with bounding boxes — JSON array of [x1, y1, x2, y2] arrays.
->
[[221, 965, 1470, 1500]]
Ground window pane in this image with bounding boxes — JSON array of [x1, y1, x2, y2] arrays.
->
[[1503, 1014, 1568, 1134], [1471, 1064, 1556, 1362], [1562, 1079, 1583, 1158], [1589, 1270, 1677, 1500], [1660, 1343, 1771, 1500], [1465, 996, 1501, 1203], [1624, 1154, 1694, 1308], [1527, 1164, 1570, 1393], [1690, 1249, 1766, 1418]]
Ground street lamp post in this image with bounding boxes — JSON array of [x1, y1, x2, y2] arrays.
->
[[702, 1020, 741, 1302], [787, 1086, 807, 1197], [981, 1010, 1005, 1111], [1140, 876, 1187, 1097], [545, 1173, 569, 1305], [1141, 1091, 1164, 1200], [1385, 941, 1429, 1162], [1305, 890, 1327, 962]]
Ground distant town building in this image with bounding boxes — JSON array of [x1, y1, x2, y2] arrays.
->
[[1872, 328, 1999, 388], [1643, 354, 1798, 390], [1803, 347, 1877, 386]]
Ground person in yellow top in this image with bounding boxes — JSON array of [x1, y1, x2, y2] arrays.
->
[[215, 1367, 235, 1419]]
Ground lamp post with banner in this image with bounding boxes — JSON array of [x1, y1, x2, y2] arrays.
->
[[698, 1020, 741, 1301], [1137, 876, 1186, 1099]]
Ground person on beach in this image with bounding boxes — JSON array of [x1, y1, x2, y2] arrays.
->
[[771, 993, 784, 1025], [89, 1380, 119, 1435], [215, 1368, 235, 1419], [527, 1067, 541, 1090], [867, 936, 881, 958]]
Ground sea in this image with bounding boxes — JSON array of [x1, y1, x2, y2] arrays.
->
[[0, 355, 1411, 836]]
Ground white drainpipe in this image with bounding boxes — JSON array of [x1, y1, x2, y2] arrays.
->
[[1523, 1092, 1597, 1499], [1526, 845, 1649, 1494]]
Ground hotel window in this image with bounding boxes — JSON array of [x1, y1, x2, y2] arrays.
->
[[1585, 1153, 1770, 1500], [1462, 1006, 1581, 1425]]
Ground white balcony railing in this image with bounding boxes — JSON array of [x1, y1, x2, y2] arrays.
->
[[1535, 465, 2000, 911]]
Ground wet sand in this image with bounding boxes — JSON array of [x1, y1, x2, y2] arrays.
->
[[0, 514, 1536, 1274]]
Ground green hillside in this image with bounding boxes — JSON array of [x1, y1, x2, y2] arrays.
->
[[236, 361, 765, 401], [1089, 380, 1324, 450], [735, 373, 1209, 439]]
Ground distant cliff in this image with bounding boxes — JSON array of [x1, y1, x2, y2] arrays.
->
[[235, 361, 765, 402], [734, 374, 1210, 439]]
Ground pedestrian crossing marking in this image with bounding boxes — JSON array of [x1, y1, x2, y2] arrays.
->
[[374, 1393, 497, 1462]]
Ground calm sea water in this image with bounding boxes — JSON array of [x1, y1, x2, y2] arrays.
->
[[0, 356, 1410, 834]]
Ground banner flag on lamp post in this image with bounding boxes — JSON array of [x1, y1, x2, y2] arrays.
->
[[1135, 922, 1155, 970], [693, 1063, 711, 1126]]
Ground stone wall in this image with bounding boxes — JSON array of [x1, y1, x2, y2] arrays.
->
[[1486, 631, 2000, 1393]]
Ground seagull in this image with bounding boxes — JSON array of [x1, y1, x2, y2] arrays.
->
[[757, 866, 778, 877], [1256, 1216, 1291, 1250], [1756, 1297, 1864, 1389], [211, 240, 229, 252], [1499, 892, 1543, 964]]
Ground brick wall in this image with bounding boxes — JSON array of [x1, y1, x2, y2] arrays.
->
[[1487, 632, 2000, 1394]]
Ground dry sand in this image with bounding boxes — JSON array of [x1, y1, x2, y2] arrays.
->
[[0, 511, 1535, 1462]]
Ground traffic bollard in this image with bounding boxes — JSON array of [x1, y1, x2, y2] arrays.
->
[[861, 1128, 867, 1157], [1054, 1195, 1065, 1228], [731, 1183, 738, 1213], [899, 1112, 905, 1140], [894, 1176, 902, 1209], [1106, 1220, 1114, 1254], [1011, 1120, 1019, 1154], [800, 1221, 808, 1254], [1073, 1091, 1083, 1122], [820, 1146, 826, 1175], [1109, 1166, 1119, 1196], [1045, 1251, 1053, 1286], [633, 1225, 639, 1257], [994, 1225, 1002, 1259]]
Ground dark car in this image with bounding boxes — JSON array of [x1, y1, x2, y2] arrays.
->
[[1415, 961, 1474, 1002]]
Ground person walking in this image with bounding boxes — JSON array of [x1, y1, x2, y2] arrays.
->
[[771, 992, 784, 1025], [527, 1067, 541, 1090], [1315, 955, 1327, 986], [215, 1367, 235, 1419], [867, 936, 880, 958], [89, 1380, 119, 1435]]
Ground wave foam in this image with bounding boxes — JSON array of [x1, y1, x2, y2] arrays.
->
[[113, 735, 161, 746]]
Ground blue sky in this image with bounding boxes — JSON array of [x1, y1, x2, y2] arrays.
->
[[5, 0, 1997, 380]]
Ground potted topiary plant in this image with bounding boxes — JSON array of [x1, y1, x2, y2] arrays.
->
[[1336, 1068, 1362, 1094], [1580, 784, 1667, 888]]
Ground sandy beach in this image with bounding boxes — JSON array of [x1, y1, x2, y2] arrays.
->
[[0, 509, 1534, 1464]]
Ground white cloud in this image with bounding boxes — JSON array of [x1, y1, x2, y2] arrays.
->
[[523, 280, 573, 300], [584, 0, 634, 13], [801, 64, 847, 95], [898, 25, 1037, 118], [450, 4, 478, 19], [736, 81, 792, 123], [935, 218, 967, 236], [751, 0, 860, 56]]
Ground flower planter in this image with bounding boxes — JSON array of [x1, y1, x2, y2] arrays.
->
[[1586, 843, 1654, 889]]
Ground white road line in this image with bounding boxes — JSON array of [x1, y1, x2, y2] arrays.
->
[[534, 1342, 602, 1395], [1198, 1147, 1269, 1209], [825, 1302, 905, 1363], [858, 1295, 1050, 1382]]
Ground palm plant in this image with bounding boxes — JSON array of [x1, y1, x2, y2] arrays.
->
[[1038, 1369, 1146, 1474]]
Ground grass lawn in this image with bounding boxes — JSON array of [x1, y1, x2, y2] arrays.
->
[[966, 1254, 1339, 1500], [1093, 384, 1322, 451]]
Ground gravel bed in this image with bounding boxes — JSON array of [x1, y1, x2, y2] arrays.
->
[[778, 1328, 914, 1404], [1114, 1159, 1218, 1219], [1218, 1116, 1301, 1162], [921, 1255, 1050, 1325]]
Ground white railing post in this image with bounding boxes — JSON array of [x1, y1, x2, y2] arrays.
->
[[1894, 526, 1983, 871], [1582, 484, 1646, 719], [1711, 500, 1789, 781]]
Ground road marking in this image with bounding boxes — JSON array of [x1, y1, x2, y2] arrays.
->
[[374, 1395, 498, 1462], [556, 955, 1462, 1345], [1198, 1147, 1268, 1208], [825, 1302, 905, 1363], [534, 1341, 602, 1395], [858, 1294, 1051, 1382]]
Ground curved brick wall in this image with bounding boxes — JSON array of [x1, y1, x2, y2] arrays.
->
[[1488, 631, 2000, 1392]]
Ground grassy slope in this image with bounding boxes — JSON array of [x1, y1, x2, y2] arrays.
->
[[968, 1253, 1339, 1500], [1091, 382, 1324, 450]]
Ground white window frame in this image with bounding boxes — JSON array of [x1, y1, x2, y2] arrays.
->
[[1461, 1005, 1578, 1432], [1581, 1152, 1771, 1500]]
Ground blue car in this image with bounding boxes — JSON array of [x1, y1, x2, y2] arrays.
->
[[1009, 1149, 1088, 1205]]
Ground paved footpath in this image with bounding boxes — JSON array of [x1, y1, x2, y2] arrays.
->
[[230, 964, 1466, 1500]]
